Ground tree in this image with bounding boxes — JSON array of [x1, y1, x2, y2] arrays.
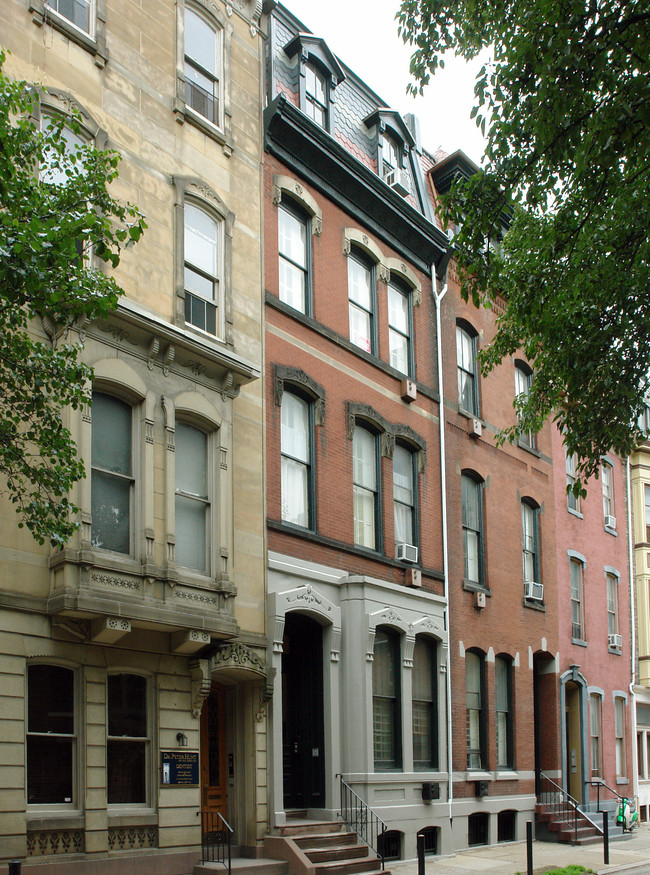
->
[[398, 0, 650, 483], [0, 54, 145, 545]]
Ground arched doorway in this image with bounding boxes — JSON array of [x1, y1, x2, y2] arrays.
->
[[282, 612, 325, 809], [200, 683, 227, 819]]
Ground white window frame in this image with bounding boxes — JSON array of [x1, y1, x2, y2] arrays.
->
[[175, 421, 211, 574], [602, 460, 615, 526], [570, 556, 585, 641], [393, 444, 416, 556], [566, 449, 580, 514], [457, 324, 479, 416], [615, 695, 627, 779], [278, 201, 310, 315], [30, 0, 108, 67], [514, 363, 535, 449], [590, 692, 603, 778], [106, 671, 153, 810], [281, 390, 313, 529], [353, 425, 379, 551]]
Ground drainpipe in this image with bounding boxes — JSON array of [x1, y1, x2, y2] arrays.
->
[[432, 258, 452, 825], [627, 457, 638, 799]]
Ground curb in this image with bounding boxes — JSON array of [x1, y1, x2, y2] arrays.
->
[[595, 859, 650, 874]]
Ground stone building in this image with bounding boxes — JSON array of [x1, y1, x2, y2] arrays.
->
[[0, 0, 268, 871]]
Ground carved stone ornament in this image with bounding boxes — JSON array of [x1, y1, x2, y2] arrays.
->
[[403, 635, 415, 668], [210, 642, 267, 680], [189, 659, 211, 718], [382, 432, 395, 459], [378, 264, 390, 284], [410, 616, 443, 637], [366, 626, 377, 662], [274, 366, 326, 423], [330, 627, 341, 662], [286, 583, 332, 614]]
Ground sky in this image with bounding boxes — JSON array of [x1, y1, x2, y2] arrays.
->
[[279, 0, 488, 165]]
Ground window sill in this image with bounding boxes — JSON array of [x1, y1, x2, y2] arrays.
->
[[608, 646, 623, 655], [517, 440, 540, 457], [495, 770, 519, 780], [457, 406, 481, 421], [466, 771, 492, 782], [572, 637, 588, 647], [462, 580, 491, 597], [523, 599, 546, 612], [616, 777, 629, 785], [567, 507, 584, 519], [174, 97, 234, 156], [27, 813, 85, 830], [605, 525, 618, 537]]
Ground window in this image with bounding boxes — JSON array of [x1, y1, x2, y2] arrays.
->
[[394, 444, 416, 555], [466, 650, 485, 769], [607, 573, 619, 638], [468, 812, 488, 846], [645, 485, 650, 542], [27, 665, 75, 805], [412, 637, 437, 769], [495, 656, 513, 769], [514, 364, 534, 449], [462, 474, 483, 586], [566, 450, 580, 513], [457, 324, 479, 416], [184, 202, 220, 335], [40, 115, 85, 187], [107, 674, 148, 805], [497, 810, 516, 843], [377, 830, 402, 861], [175, 422, 209, 572], [46, 0, 91, 33], [381, 134, 399, 181], [522, 501, 540, 584], [281, 391, 313, 529], [278, 203, 309, 314], [91, 392, 133, 554], [353, 425, 379, 550], [184, 6, 221, 127], [418, 827, 439, 856], [388, 279, 412, 376], [602, 462, 615, 525], [348, 250, 375, 354], [373, 628, 401, 769], [305, 62, 328, 128], [615, 696, 627, 777], [590, 693, 602, 778], [570, 558, 584, 640]]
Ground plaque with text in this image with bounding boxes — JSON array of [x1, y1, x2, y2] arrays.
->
[[161, 751, 199, 786]]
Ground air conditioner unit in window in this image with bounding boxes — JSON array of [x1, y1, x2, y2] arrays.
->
[[385, 168, 411, 197], [524, 581, 544, 601], [608, 633, 622, 649], [605, 514, 616, 529], [397, 543, 419, 564]]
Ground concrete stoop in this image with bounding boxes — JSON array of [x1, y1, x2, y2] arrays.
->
[[263, 820, 391, 875], [536, 803, 601, 844]]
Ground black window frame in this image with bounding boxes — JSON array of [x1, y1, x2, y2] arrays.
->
[[461, 472, 485, 587], [347, 246, 378, 356], [466, 649, 487, 770], [278, 198, 312, 317], [27, 664, 76, 807], [456, 322, 480, 417], [412, 636, 438, 769], [373, 626, 402, 771], [280, 386, 316, 531], [107, 672, 149, 806], [353, 422, 382, 553], [495, 655, 514, 770]]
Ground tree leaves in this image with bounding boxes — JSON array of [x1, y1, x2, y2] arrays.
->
[[398, 0, 650, 483], [0, 54, 146, 544]]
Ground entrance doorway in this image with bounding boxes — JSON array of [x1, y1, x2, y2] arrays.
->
[[565, 681, 583, 803], [282, 613, 325, 809], [200, 684, 227, 819]]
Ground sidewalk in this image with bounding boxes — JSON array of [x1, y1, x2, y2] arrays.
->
[[391, 824, 650, 875]]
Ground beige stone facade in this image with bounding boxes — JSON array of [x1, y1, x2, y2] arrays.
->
[[0, 0, 268, 870]]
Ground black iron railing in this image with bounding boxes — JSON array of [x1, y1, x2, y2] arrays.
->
[[536, 771, 579, 843], [337, 774, 387, 868], [201, 810, 232, 872], [587, 778, 624, 813]]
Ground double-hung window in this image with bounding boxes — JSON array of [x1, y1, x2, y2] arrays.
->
[[607, 573, 619, 639], [566, 450, 580, 513], [381, 134, 399, 182], [602, 462, 615, 527], [457, 324, 479, 416], [278, 203, 309, 314], [495, 656, 513, 769], [515, 364, 534, 449], [373, 627, 401, 770], [281, 391, 312, 529], [184, 203, 220, 335], [412, 637, 437, 769], [388, 280, 412, 376], [353, 425, 379, 550], [570, 558, 585, 640], [107, 673, 149, 805], [522, 501, 540, 585], [46, 0, 91, 32], [393, 444, 416, 555], [175, 423, 210, 573], [645, 485, 650, 542], [305, 63, 327, 128], [466, 651, 485, 769], [184, 6, 221, 127], [91, 392, 133, 555], [615, 697, 627, 777], [462, 474, 483, 586], [348, 251, 375, 354], [590, 693, 602, 777], [27, 665, 76, 805]]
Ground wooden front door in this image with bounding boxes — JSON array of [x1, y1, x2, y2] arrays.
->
[[200, 684, 227, 818]]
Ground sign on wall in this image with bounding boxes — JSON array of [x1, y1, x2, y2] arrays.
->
[[161, 751, 199, 786]]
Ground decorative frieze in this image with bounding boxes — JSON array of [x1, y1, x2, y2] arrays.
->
[[107, 825, 158, 850], [90, 572, 142, 594], [27, 829, 84, 856]]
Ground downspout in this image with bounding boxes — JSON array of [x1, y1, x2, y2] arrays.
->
[[432, 255, 452, 825], [627, 457, 638, 799]]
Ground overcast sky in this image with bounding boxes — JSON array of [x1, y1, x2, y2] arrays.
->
[[279, 0, 488, 165]]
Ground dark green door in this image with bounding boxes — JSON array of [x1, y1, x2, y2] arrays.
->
[[282, 613, 325, 809]]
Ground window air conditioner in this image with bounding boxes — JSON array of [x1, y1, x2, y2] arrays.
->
[[608, 633, 622, 649], [397, 543, 419, 564], [605, 514, 616, 529], [385, 168, 410, 197], [524, 581, 544, 601]]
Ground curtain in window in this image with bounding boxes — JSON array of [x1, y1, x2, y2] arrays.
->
[[393, 445, 414, 547], [353, 427, 376, 548], [281, 392, 309, 527]]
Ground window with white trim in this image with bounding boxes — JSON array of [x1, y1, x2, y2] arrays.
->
[[515, 363, 534, 449], [184, 6, 221, 127], [457, 324, 479, 416], [107, 673, 149, 805], [566, 450, 580, 513], [46, 0, 92, 33], [184, 202, 221, 335], [175, 422, 210, 572], [590, 693, 602, 778], [615, 696, 627, 777], [607, 573, 619, 638], [602, 461, 615, 526], [305, 62, 328, 128], [570, 558, 585, 640], [348, 249, 375, 354], [91, 392, 133, 555], [522, 500, 540, 584], [35, 0, 108, 66], [393, 444, 416, 556], [388, 279, 412, 376], [353, 425, 379, 550], [278, 202, 309, 314], [27, 664, 76, 805], [281, 390, 313, 529]]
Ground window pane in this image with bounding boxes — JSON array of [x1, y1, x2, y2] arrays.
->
[[52, 0, 91, 31], [28, 665, 74, 734], [40, 116, 85, 186], [27, 736, 73, 804], [462, 477, 479, 529], [92, 393, 132, 476], [373, 630, 400, 768], [107, 740, 146, 804], [279, 259, 306, 311], [389, 329, 408, 373], [175, 494, 207, 571], [350, 305, 372, 353], [176, 424, 208, 498], [464, 529, 479, 582], [353, 428, 376, 490], [354, 486, 375, 548], [91, 470, 131, 553], [185, 8, 217, 76], [279, 207, 307, 267], [108, 674, 147, 737], [185, 204, 218, 279], [388, 285, 408, 334], [374, 631, 396, 697], [185, 265, 215, 302], [281, 393, 309, 463], [348, 257, 371, 310], [281, 456, 308, 527], [393, 446, 413, 504]]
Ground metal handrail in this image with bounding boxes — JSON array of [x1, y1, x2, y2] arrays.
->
[[586, 778, 625, 813], [337, 774, 387, 868], [201, 810, 233, 872], [537, 771, 579, 844]]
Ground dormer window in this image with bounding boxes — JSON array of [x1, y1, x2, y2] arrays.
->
[[283, 34, 345, 136], [381, 135, 399, 182], [305, 63, 327, 128], [364, 109, 415, 197]]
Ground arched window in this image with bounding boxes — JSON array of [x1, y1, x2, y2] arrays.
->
[[412, 637, 437, 768], [348, 248, 376, 354], [91, 392, 133, 555], [456, 323, 479, 416], [184, 6, 222, 127], [373, 627, 401, 769], [278, 200, 310, 314], [184, 202, 221, 335], [353, 425, 380, 550], [175, 422, 210, 572], [521, 500, 540, 587]]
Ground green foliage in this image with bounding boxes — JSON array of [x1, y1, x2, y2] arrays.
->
[[398, 0, 650, 482], [0, 52, 145, 545]]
